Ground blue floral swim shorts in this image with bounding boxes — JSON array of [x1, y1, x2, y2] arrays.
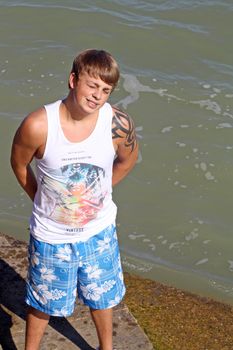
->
[[26, 224, 126, 316]]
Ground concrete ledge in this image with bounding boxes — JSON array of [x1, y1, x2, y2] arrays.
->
[[0, 232, 154, 350]]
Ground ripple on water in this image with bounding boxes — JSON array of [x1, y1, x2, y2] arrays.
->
[[195, 258, 209, 266]]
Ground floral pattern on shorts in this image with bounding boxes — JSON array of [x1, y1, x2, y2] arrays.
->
[[26, 224, 126, 316]]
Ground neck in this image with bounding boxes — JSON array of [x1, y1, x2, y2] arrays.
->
[[62, 94, 99, 122]]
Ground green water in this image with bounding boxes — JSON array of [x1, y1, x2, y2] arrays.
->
[[1, 0, 233, 305]]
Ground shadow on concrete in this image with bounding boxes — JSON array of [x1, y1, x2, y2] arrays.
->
[[0, 305, 17, 350], [0, 258, 95, 350]]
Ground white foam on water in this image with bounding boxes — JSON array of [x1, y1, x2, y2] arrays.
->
[[128, 233, 146, 240], [202, 84, 211, 89], [195, 258, 208, 266], [149, 244, 156, 251], [190, 99, 221, 115], [228, 260, 233, 271], [117, 74, 185, 108], [216, 123, 232, 129], [161, 126, 173, 133], [136, 150, 142, 164], [223, 112, 233, 119], [195, 162, 216, 181], [122, 258, 152, 273], [169, 242, 183, 250], [156, 89, 185, 101], [203, 240, 211, 244], [210, 280, 233, 295], [134, 126, 143, 164], [185, 230, 199, 241], [180, 184, 187, 189], [135, 125, 143, 139], [205, 172, 215, 181], [225, 94, 233, 98], [116, 74, 157, 108], [176, 142, 186, 147], [200, 162, 207, 171]]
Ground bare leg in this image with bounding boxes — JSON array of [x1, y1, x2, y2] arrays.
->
[[25, 306, 50, 350], [90, 307, 113, 350]]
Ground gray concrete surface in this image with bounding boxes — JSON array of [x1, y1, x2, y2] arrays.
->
[[0, 233, 154, 350]]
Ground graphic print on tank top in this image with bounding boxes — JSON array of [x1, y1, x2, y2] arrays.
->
[[40, 162, 106, 227]]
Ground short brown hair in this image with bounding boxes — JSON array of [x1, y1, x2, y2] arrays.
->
[[70, 49, 120, 90]]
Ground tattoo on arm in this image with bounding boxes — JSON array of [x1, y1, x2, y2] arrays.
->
[[112, 108, 137, 152]]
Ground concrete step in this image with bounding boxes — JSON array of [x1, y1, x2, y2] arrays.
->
[[0, 233, 154, 350]]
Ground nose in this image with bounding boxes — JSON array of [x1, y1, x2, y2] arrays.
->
[[93, 88, 102, 100]]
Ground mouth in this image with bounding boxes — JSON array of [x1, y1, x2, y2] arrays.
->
[[86, 99, 98, 109]]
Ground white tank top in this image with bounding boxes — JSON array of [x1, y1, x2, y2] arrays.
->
[[30, 100, 117, 243]]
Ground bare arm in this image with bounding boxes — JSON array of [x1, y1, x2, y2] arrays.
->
[[112, 107, 139, 186], [10, 108, 47, 201]]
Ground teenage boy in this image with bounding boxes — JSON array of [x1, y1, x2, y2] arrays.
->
[[11, 49, 138, 350]]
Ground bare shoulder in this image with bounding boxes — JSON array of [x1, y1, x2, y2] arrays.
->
[[112, 105, 138, 152], [14, 107, 47, 147], [11, 107, 48, 161], [19, 107, 47, 135]]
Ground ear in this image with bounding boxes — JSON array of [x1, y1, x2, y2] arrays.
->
[[68, 73, 77, 89]]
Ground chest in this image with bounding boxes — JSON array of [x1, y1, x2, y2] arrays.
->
[[60, 115, 98, 143]]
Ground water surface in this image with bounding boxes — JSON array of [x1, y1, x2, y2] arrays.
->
[[1, 0, 233, 305]]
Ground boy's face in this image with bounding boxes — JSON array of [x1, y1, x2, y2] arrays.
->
[[69, 71, 113, 115]]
